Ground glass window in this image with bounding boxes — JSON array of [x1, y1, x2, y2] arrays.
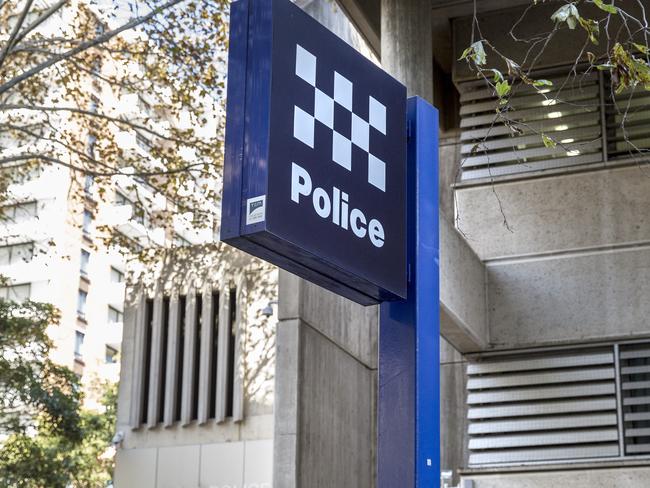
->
[[74, 331, 85, 358], [136, 132, 152, 151], [1, 202, 37, 222], [80, 250, 90, 276], [110, 267, 124, 283], [105, 346, 118, 364], [0, 242, 33, 265], [173, 235, 191, 247], [77, 290, 87, 318], [108, 306, 123, 324], [83, 210, 93, 235], [115, 191, 129, 206], [0, 283, 31, 302]]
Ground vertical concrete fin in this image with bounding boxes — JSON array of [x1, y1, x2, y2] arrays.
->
[[163, 290, 180, 427], [180, 288, 196, 426], [232, 275, 246, 423], [215, 284, 230, 423], [129, 292, 146, 430], [147, 292, 164, 429], [197, 287, 214, 424]]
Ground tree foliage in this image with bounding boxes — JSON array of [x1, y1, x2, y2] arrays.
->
[[460, 0, 650, 149], [0, 297, 117, 487], [0, 0, 230, 254]]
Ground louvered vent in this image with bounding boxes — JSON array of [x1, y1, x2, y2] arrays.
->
[[619, 344, 650, 455], [606, 86, 650, 159], [459, 72, 604, 181], [467, 348, 620, 466]]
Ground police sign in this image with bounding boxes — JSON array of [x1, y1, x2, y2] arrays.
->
[[221, 0, 407, 305]]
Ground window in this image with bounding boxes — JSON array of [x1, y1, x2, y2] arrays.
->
[[108, 306, 123, 324], [0, 242, 34, 265], [1, 201, 37, 222], [105, 346, 118, 364], [80, 250, 90, 276], [83, 210, 93, 235], [77, 290, 88, 318], [0, 283, 31, 302], [74, 331, 85, 358], [173, 235, 191, 247], [110, 267, 124, 283], [84, 175, 94, 193], [115, 191, 130, 206], [136, 132, 152, 152]]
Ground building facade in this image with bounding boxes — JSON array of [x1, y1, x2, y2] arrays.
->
[[114, 0, 650, 487]]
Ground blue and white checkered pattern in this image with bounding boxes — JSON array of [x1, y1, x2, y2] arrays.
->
[[293, 44, 387, 192]]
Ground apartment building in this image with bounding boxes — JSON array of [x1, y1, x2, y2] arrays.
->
[[0, 0, 210, 409]]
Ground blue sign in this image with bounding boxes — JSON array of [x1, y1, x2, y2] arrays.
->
[[221, 0, 407, 305]]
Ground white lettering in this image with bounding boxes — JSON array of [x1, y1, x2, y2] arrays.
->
[[368, 219, 384, 248], [313, 187, 331, 218], [291, 162, 311, 203], [350, 209, 367, 238], [290, 163, 385, 247]]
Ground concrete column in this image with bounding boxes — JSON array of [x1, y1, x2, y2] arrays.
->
[[381, 0, 433, 103]]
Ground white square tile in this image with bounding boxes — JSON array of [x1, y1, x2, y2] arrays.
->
[[351, 113, 369, 152], [368, 154, 386, 192], [314, 88, 334, 129], [334, 72, 353, 111], [243, 440, 273, 487], [332, 131, 352, 170], [295, 44, 316, 86], [369, 96, 386, 135], [294, 106, 314, 148], [200, 442, 244, 487]]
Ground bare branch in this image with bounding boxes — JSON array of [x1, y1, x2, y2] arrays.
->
[[0, 0, 186, 97], [9, 0, 68, 50], [0, 0, 35, 69]]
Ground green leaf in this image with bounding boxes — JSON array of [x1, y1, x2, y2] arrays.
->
[[542, 134, 557, 148], [486, 69, 504, 82], [496, 80, 511, 98], [551, 3, 580, 29], [596, 63, 614, 70], [594, 0, 618, 14], [533, 79, 554, 87], [633, 43, 650, 55], [459, 41, 487, 66], [579, 17, 600, 45], [587, 51, 596, 64]]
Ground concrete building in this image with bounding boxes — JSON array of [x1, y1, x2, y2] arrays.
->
[[114, 0, 650, 487]]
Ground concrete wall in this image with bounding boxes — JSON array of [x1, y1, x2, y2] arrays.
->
[[456, 165, 650, 350], [114, 440, 273, 488], [463, 466, 650, 488]]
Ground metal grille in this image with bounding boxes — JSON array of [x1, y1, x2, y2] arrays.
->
[[606, 86, 650, 159], [129, 286, 245, 430], [459, 72, 604, 181], [466, 348, 620, 466], [619, 344, 650, 455]]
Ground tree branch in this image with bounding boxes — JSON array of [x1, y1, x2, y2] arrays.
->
[[0, 0, 35, 69], [9, 0, 67, 50], [0, 0, 186, 97]]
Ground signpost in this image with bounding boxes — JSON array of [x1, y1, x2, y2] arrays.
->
[[221, 1, 439, 486]]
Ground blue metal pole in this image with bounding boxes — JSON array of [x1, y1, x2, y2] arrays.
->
[[378, 97, 440, 488]]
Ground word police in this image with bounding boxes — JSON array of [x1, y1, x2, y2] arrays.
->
[[291, 163, 385, 248]]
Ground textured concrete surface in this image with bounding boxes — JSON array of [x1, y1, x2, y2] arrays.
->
[[299, 324, 376, 488], [455, 166, 650, 261], [441, 339, 469, 485], [464, 466, 650, 488], [381, 0, 433, 102], [488, 245, 650, 349]]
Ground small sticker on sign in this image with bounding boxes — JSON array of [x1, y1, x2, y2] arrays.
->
[[246, 195, 266, 225]]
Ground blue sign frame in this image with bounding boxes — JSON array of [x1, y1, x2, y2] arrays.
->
[[378, 97, 440, 488], [221, 0, 407, 305]]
